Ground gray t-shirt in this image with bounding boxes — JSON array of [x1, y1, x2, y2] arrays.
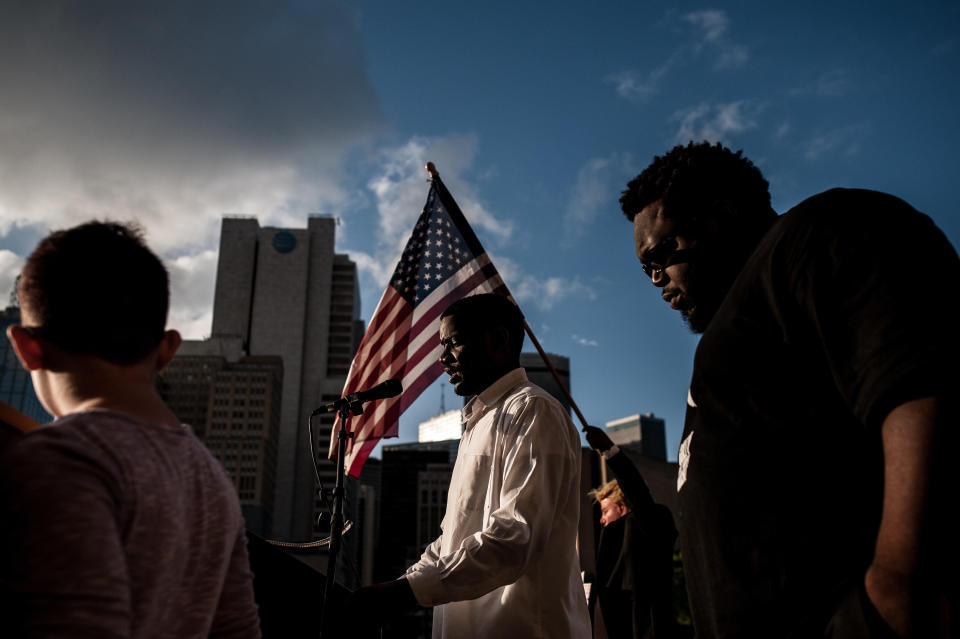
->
[[1, 410, 261, 638]]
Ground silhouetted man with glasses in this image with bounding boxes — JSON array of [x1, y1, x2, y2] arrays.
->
[[621, 141, 958, 638]]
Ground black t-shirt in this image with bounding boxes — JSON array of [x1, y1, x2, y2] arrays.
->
[[677, 188, 959, 638]]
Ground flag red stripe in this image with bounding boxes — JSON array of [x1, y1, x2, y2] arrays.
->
[[347, 437, 381, 477], [343, 308, 412, 396], [344, 292, 410, 393], [345, 397, 401, 467], [343, 398, 397, 454], [349, 318, 412, 397], [347, 288, 404, 369], [358, 287, 404, 343], [348, 339, 409, 402], [400, 360, 444, 413]]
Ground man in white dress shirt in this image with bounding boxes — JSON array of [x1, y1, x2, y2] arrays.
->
[[348, 293, 590, 638]]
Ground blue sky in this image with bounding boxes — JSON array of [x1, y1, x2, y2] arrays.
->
[[1, 1, 958, 461]]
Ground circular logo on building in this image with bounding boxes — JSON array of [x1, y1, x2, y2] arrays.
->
[[272, 231, 297, 253]]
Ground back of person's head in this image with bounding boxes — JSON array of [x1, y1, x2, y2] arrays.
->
[[441, 293, 524, 359], [18, 221, 169, 365], [620, 141, 776, 233], [590, 479, 625, 507]]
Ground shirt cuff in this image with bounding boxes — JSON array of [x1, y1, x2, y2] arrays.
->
[[602, 445, 620, 460], [404, 565, 446, 608]]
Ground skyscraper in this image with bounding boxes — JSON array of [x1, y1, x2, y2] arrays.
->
[[604, 412, 667, 461], [375, 440, 459, 583], [159, 340, 282, 536], [417, 409, 461, 442], [204, 216, 362, 541], [520, 352, 571, 415]]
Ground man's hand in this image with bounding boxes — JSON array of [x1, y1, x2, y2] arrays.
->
[[343, 578, 420, 632], [584, 425, 614, 452]]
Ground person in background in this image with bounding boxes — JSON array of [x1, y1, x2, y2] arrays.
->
[[1, 221, 261, 638], [586, 425, 678, 639]]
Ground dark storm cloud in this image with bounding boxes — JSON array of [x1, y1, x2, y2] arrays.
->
[[0, 0, 381, 153], [0, 0, 385, 251]]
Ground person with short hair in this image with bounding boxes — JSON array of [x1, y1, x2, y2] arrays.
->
[[622, 141, 959, 637], [348, 293, 591, 638], [1, 221, 261, 638], [592, 478, 629, 527], [586, 426, 678, 639]]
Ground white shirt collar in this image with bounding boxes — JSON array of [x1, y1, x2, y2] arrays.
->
[[461, 367, 527, 429]]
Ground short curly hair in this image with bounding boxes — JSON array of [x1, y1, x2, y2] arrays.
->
[[620, 141, 775, 228], [18, 221, 169, 365]]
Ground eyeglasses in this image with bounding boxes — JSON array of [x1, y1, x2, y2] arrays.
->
[[640, 237, 694, 279]]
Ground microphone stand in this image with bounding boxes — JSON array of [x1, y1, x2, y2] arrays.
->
[[319, 396, 362, 639]]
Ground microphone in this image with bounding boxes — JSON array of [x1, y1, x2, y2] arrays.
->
[[311, 379, 403, 416], [348, 378, 403, 405]]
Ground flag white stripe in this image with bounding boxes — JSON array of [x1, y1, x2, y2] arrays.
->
[[401, 343, 443, 393], [346, 290, 406, 379]]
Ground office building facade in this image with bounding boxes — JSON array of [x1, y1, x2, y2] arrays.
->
[[159, 339, 283, 536], [202, 216, 362, 542], [375, 440, 459, 582], [417, 409, 461, 442], [605, 412, 667, 461]]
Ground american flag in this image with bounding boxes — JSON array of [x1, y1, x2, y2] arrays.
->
[[329, 176, 512, 477]]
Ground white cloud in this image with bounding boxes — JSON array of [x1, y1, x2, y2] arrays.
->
[[682, 9, 748, 69], [492, 254, 597, 312], [166, 249, 219, 339], [610, 9, 746, 104], [789, 69, 851, 97], [672, 101, 760, 144], [351, 135, 513, 287], [0, 250, 24, 307], [347, 143, 597, 312], [562, 153, 635, 243], [349, 152, 596, 314], [571, 334, 599, 347], [348, 251, 398, 292], [803, 125, 868, 161], [684, 9, 729, 43], [606, 59, 675, 102], [0, 1, 385, 257]]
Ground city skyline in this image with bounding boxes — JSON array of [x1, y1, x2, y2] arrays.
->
[[2, 2, 958, 461]]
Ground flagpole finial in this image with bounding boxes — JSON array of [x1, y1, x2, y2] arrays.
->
[[425, 162, 439, 181]]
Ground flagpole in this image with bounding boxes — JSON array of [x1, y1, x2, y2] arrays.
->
[[521, 320, 590, 430], [425, 162, 591, 433]]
